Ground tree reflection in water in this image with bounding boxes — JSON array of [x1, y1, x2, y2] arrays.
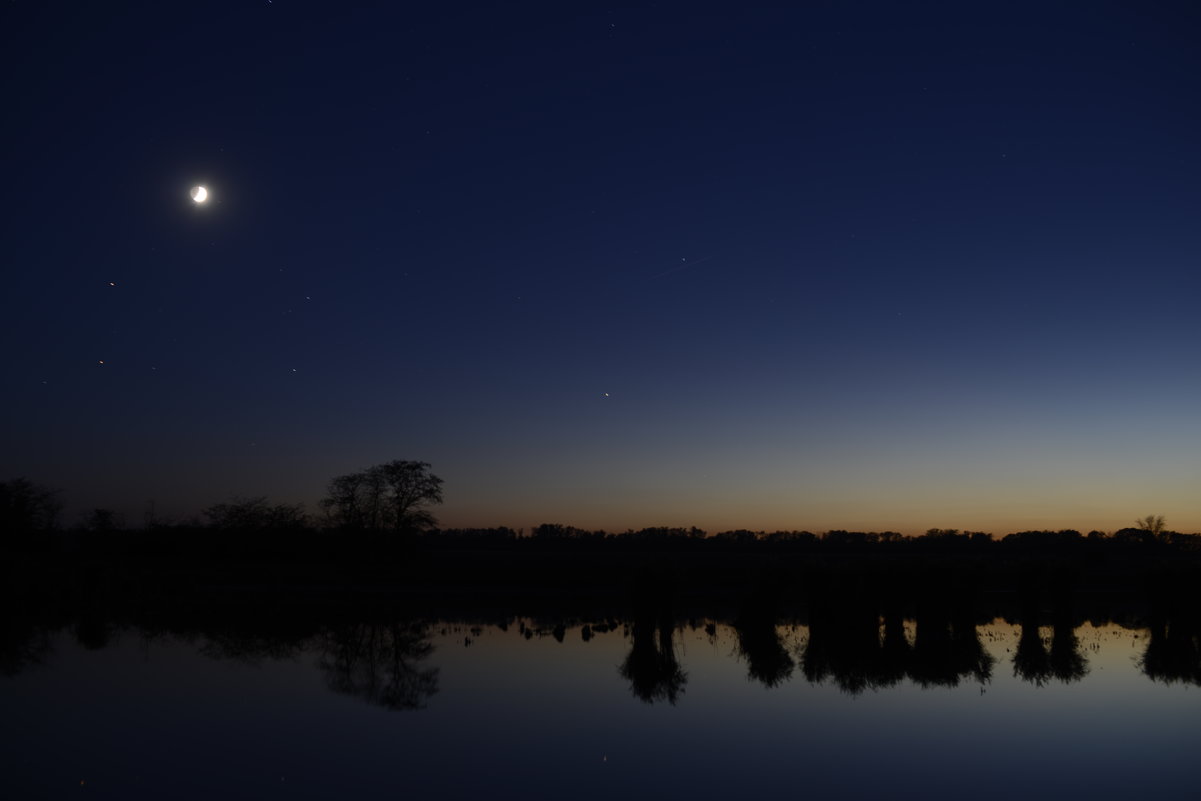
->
[[908, 599, 994, 688], [198, 621, 309, 665], [316, 621, 439, 710], [803, 592, 888, 694], [1012, 595, 1088, 686], [876, 607, 910, 687], [1140, 598, 1201, 686], [620, 611, 686, 704], [1012, 617, 1053, 687], [1047, 617, 1088, 684], [12, 581, 1201, 707], [0, 615, 52, 677], [733, 595, 795, 688], [803, 584, 993, 693]]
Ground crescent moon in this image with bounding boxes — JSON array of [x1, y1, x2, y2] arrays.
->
[[191, 186, 208, 203]]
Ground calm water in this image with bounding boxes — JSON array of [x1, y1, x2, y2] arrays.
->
[[4, 616, 1199, 800]]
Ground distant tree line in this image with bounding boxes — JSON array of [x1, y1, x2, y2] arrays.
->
[[3, 471, 1199, 559], [432, 523, 1201, 554], [1, 461, 442, 535]]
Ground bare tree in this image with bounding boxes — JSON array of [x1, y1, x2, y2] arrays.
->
[[203, 496, 307, 530], [322, 472, 370, 529], [374, 460, 444, 531], [0, 477, 63, 533], [84, 508, 122, 532], [316, 620, 439, 710], [321, 461, 443, 532], [1136, 514, 1166, 539]]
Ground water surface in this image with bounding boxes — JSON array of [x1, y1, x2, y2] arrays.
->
[[3, 616, 1198, 800]]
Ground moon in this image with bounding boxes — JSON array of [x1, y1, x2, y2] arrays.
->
[[190, 186, 208, 203]]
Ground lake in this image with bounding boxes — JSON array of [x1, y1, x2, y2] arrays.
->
[[4, 604, 1199, 800]]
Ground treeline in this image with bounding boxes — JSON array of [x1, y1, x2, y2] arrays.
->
[[4, 475, 1199, 560], [1, 460, 444, 545], [9, 518, 1201, 565], [430, 524, 1201, 554]]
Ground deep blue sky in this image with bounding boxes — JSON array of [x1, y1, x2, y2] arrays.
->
[[4, 1, 1199, 533]]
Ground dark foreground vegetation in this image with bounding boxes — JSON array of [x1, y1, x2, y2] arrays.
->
[[4, 474, 1200, 610]]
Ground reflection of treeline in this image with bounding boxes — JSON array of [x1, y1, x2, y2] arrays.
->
[[317, 620, 439, 710], [1141, 580, 1201, 686], [0, 599, 441, 711], [6, 580, 1201, 704], [621, 605, 687, 704], [794, 572, 996, 693], [8, 517, 1201, 565], [1005, 580, 1090, 686]]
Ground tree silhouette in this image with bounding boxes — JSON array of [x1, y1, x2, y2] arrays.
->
[[1136, 515, 1166, 540], [322, 461, 443, 531], [203, 496, 307, 530], [322, 470, 380, 530], [84, 508, 121, 532], [0, 477, 62, 536], [377, 461, 443, 530]]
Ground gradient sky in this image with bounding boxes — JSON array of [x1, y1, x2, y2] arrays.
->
[[4, 1, 1199, 533]]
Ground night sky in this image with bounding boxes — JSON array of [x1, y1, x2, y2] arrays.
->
[[4, 2, 1199, 534]]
